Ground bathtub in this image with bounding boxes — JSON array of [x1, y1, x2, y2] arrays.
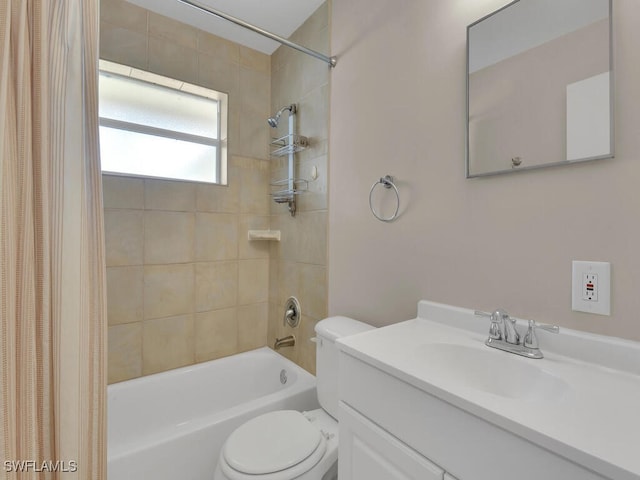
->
[[107, 347, 319, 480]]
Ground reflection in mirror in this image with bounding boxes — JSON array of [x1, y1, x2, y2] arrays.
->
[[466, 0, 613, 177]]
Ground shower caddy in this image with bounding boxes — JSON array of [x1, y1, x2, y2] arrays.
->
[[269, 104, 308, 217]]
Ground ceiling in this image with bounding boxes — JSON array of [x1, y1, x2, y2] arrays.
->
[[125, 0, 326, 54]]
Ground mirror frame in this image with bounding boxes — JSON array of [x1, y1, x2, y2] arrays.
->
[[465, 0, 614, 178]]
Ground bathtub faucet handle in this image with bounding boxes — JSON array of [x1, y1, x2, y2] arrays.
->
[[283, 297, 301, 328]]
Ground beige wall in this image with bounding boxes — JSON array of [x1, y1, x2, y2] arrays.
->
[[101, 0, 272, 383], [268, 3, 331, 374], [329, 0, 640, 342]]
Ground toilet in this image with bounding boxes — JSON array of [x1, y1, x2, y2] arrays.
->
[[214, 316, 374, 480]]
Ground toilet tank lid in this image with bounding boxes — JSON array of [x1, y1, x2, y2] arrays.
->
[[315, 316, 374, 342]]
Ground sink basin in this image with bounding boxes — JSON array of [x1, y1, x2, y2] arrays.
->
[[414, 343, 568, 401]]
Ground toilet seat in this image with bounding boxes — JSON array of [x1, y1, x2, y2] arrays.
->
[[220, 410, 327, 480]]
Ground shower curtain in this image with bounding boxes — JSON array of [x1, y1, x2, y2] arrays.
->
[[0, 1, 106, 479]]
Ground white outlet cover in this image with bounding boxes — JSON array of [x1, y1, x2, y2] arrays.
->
[[572, 261, 611, 315]]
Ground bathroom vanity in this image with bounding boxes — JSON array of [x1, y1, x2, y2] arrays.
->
[[336, 301, 640, 480]]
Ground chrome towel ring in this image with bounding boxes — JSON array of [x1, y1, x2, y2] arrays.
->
[[369, 175, 400, 222]]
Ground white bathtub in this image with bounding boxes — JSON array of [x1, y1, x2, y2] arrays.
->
[[108, 347, 319, 480]]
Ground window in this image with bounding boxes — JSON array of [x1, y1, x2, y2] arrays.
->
[[98, 60, 228, 184]]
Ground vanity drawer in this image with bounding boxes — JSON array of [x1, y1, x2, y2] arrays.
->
[[339, 352, 608, 480], [339, 402, 444, 480]]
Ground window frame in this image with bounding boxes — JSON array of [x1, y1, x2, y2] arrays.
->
[[98, 59, 228, 185]]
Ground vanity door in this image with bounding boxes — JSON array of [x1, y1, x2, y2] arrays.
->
[[339, 403, 444, 480]]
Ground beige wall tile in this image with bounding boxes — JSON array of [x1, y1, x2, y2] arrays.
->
[[149, 35, 198, 84], [272, 58, 304, 111], [238, 158, 270, 214], [145, 179, 196, 211], [149, 12, 197, 49], [198, 54, 239, 98], [299, 264, 327, 320], [269, 260, 279, 304], [197, 32, 239, 64], [106, 266, 144, 326], [296, 211, 327, 265], [195, 213, 238, 261], [144, 264, 194, 319], [195, 308, 238, 362], [277, 260, 302, 308], [100, 23, 148, 70], [240, 67, 270, 114], [227, 104, 241, 157], [267, 303, 280, 352], [143, 314, 195, 375], [298, 84, 329, 145], [237, 303, 268, 352], [238, 259, 269, 305], [196, 175, 240, 214], [270, 214, 299, 262], [100, 0, 148, 33], [239, 67, 270, 159], [103, 175, 144, 209], [144, 211, 195, 264], [104, 210, 144, 266], [298, 138, 328, 163], [108, 323, 142, 384], [195, 261, 238, 312], [296, 156, 327, 212], [238, 108, 270, 160], [239, 46, 271, 74]]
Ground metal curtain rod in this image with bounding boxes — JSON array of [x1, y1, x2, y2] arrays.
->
[[177, 0, 337, 68]]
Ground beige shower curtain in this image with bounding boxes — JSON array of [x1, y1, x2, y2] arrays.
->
[[0, 1, 106, 479]]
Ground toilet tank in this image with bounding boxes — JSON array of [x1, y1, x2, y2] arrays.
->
[[315, 316, 374, 419]]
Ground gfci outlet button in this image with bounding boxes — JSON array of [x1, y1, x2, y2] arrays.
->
[[572, 261, 610, 315]]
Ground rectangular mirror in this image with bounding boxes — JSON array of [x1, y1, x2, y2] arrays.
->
[[466, 0, 613, 177]]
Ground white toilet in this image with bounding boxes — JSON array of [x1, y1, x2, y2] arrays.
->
[[214, 316, 374, 480]]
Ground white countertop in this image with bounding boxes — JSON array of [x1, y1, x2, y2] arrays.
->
[[337, 301, 640, 480]]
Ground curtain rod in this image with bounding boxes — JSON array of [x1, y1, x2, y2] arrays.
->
[[177, 0, 337, 68]]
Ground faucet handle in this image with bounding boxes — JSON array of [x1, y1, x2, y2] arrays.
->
[[474, 310, 502, 340], [523, 320, 559, 349]]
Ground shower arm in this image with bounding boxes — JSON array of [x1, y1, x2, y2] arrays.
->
[[177, 0, 337, 68], [268, 105, 296, 128]]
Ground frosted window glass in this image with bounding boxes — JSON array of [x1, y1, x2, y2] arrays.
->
[[100, 127, 217, 183], [99, 72, 218, 139]]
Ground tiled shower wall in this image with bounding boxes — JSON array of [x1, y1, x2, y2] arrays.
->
[[267, 4, 330, 374], [101, 0, 272, 383]]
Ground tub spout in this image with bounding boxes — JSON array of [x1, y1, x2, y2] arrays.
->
[[274, 335, 296, 350]]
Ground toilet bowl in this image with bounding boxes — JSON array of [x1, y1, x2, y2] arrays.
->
[[213, 317, 374, 480]]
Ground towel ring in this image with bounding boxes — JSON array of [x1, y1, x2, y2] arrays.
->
[[369, 175, 400, 222]]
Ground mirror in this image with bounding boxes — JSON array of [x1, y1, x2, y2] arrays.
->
[[466, 0, 613, 177]]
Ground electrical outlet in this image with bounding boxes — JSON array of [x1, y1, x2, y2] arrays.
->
[[572, 261, 610, 315], [582, 273, 598, 301]]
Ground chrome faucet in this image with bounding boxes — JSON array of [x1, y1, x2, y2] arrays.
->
[[474, 309, 559, 359]]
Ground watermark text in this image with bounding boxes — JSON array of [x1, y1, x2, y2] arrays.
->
[[4, 460, 77, 473]]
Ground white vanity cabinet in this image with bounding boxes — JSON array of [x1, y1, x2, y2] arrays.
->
[[339, 402, 444, 480], [337, 352, 609, 480]]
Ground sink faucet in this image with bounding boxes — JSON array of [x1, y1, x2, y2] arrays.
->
[[474, 309, 559, 359]]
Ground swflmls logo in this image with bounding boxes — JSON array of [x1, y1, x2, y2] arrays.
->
[[4, 460, 78, 473]]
